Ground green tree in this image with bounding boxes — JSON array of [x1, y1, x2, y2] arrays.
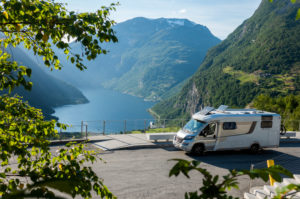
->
[[0, 0, 118, 198], [253, 94, 300, 130]]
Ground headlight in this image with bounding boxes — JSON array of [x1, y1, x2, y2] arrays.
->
[[184, 135, 195, 140]]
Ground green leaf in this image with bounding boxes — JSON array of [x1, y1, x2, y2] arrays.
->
[[296, 8, 300, 20], [31, 180, 75, 196]]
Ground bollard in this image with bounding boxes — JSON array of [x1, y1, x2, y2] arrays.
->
[[267, 160, 275, 186]]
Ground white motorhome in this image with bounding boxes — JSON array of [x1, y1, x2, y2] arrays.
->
[[173, 106, 281, 154]]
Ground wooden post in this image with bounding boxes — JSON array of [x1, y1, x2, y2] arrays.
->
[[103, 120, 106, 135], [267, 160, 275, 186]]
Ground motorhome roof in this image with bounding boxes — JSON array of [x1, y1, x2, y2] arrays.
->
[[192, 108, 278, 122]]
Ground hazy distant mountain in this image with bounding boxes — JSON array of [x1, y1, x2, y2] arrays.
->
[[152, 0, 300, 119], [3, 46, 88, 119], [48, 17, 220, 101]]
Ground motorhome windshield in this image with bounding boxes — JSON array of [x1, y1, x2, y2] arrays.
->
[[183, 119, 206, 134]]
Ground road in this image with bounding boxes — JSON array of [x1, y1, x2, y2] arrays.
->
[[87, 142, 300, 199]]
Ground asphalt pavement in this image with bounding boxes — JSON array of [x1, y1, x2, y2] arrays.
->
[[47, 132, 300, 199]]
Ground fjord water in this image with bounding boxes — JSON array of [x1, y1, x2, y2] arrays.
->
[[53, 88, 155, 134]]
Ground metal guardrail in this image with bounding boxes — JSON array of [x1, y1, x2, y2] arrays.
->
[[53, 119, 300, 143], [54, 119, 190, 140]]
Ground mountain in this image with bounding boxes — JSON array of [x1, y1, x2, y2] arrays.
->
[[152, 0, 300, 119], [3, 46, 88, 119], [48, 17, 220, 101]]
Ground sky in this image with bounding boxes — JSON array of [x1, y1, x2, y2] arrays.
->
[[58, 0, 262, 40]]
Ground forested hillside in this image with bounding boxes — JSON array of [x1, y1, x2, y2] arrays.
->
[[152, 0, 300, 119], [49, 17, 220, 101], [2, 46, 88, 119]]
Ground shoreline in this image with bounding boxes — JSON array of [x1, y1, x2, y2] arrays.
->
[[148, 108, 160, 120]]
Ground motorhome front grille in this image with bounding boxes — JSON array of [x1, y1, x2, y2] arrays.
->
[[175, 136, 183, 143]]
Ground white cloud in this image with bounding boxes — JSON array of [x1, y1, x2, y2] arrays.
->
[[178, 9, 187, 14]]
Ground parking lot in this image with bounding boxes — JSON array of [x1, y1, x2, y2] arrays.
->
[[87, 142, 300, 199]]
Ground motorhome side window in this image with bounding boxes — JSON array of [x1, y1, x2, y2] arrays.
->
[[220, 122, 255, 137], [261, 115, 273, 128], [223, 122, 236, 130]]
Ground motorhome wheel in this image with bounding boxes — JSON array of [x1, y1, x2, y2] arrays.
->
[[250, 144, 260, 154], [191, 144, 204, 155]]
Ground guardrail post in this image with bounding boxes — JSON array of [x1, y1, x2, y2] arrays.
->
[[124, 120, 126, 134], [103, 120, 105, 135], [85, 124, 88, 141], [144, 120, 146, 133], [59, 128, 62, 141]]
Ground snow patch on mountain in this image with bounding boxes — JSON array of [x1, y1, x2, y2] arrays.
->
[[167, 19, 185, 26]]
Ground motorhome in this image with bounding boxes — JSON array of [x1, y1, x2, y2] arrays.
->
[[173, 105, 281, 154]]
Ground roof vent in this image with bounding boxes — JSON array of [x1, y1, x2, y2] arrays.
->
[[216, 105, 228, 112], [198, 106, 215, 115]]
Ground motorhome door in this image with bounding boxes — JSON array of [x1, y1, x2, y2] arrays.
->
[[197, 122, 218, 151]]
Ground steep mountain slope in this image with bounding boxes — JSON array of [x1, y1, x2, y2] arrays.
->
[[152, 0, 300, 119], [49, 17, 220, 100], [3, 46, 88, 119]]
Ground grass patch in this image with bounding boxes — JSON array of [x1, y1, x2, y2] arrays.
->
[[130, 127, 180, 134], [223, 66, 259, 84]]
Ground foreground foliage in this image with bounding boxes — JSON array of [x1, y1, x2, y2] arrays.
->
[[0, 0, 118, 198], [169, 159, 298, 199], [0, 96, 113, 198]]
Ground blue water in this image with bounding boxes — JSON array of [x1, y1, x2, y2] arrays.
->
[[53, 88, 155, 134]]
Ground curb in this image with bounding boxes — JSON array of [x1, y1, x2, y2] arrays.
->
[[280, 139, 300, 143], [49, 139, 87, 146], [114, 143, 175, 151], [49, 139, 175, 151]]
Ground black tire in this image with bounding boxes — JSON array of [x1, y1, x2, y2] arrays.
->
[[191, 144, 205, 155], [280, 124, 286, 135], [249, 144, 260, 154]]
